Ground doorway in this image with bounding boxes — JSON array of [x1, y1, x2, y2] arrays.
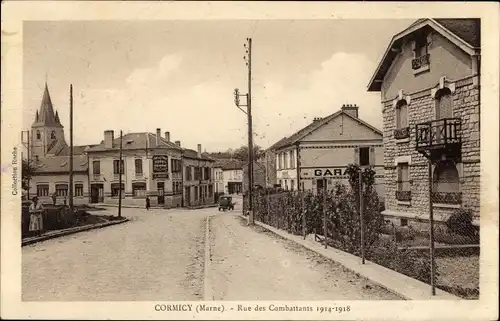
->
[[157, 182, 165, 205], [316, 178, 326, 194], [90, 184, 104, 203]]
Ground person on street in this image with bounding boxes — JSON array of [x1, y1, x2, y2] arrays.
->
[[145, 196, 151, 211], [51, 192, 57, 206], [29, 196, 45, 237]]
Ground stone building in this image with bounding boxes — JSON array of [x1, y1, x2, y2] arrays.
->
[[86, 129, 183, 208], [367, 18, 480, 224], [26, 83, 95, 204], [271, 104, 385, 198], [220, 159, 244, 194]]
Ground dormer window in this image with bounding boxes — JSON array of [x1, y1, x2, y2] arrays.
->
[[412, 34, 431, 73], [36, 130, 41, 140], [51, 131, 56, 139]]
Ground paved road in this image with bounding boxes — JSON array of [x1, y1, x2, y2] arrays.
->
[[22, 199, 400, 301]]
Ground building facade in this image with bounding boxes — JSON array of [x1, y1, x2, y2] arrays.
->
[[272, 105, 385, 199], [221, 159, 243, 194], [213, 164, 224, 194], [367, 18, 480, 224], [86, 129, 183, 208], [242, 161, 267, 194], [182, 144, 216, 207]]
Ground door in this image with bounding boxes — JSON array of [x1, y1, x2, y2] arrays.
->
[[90, 184, 104, 203], [436, 89, 453, 144], [316, 178, 326, 194], [185, 186, 190, 206], [157, 182, 165, 205]]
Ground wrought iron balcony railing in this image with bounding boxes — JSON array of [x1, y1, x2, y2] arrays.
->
[[416, 118, 462, 151], [431, 191, 462, 205], [412, 54, 430, 70], [394, 126, 410, 140], [396, 190, 412, 201]]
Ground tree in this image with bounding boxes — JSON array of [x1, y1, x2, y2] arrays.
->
[[233, 145, 264, 161], [22, 159, 36, 190]]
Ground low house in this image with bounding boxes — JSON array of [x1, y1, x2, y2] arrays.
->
[[220, 159, 244, 194], [181, 144, 216, 207]]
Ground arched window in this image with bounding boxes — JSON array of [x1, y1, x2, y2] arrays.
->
[[433, 161, 459, 194], [396, 100, 408, 129], [50, 131, 56, 139], [436, 88, 453, 119], [36, 130, 41, 140]]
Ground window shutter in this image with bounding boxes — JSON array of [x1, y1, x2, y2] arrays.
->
[[369, 147, 375, 167], [354, 147, 360, 165]]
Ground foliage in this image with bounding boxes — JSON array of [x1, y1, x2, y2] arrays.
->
[[22, 159, 37, 190], [209, 145, 264, 162], [445, 208, 477, 236]]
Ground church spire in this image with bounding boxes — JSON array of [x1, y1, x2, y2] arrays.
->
[[33, 81, 62, 127]]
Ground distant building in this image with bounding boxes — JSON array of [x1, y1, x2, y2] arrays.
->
[[26, 83, 95, 204], [271, 104, 385, 198], [213, 163, 225, 194], [86, 129, 183, 208], [367, 18, 481, 224], [220, 159, 243, 194], [181, 144, 216, 207]]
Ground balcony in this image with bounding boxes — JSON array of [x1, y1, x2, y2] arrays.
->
[[92, 174, 102, 181], [416, 118, 462, 159], [412, 54, 430, 70], [394, 126, 410, 140], [396, 190, 412, 202], [431, 191, 462, 205]]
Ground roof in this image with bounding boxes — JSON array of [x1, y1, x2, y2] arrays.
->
[[182, 149, 215, 161], [55, 145, 97, 156], [32, 83, 63, 128], [87, 132, 181, 152], [271, 109, 382, 151], [368, 18, 480, 91], [216, 158, 244, 170], [32, 155, 88, 174]]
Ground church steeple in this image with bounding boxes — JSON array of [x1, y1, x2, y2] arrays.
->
[[33, 82, 62, 127]]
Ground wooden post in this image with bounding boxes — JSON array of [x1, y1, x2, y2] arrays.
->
[[118, 130, 123, 218], [429, 158, 436, 295]]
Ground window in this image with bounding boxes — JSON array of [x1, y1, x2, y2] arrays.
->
[[431, 161, 461, 205], [436, 88, 453, 120], [92, 161, 100, 175], [209, 185, 213, 198], [135, 159, 143, 175], [37, 184, 49, 197], [290, 179, 295, 191], [113, 160, 124, 175], [415, 37, 428, 58], [111, 183, 125, 197], [55, 184, 68, 197], [412, 36, 430, 71], [194, 186, 199, 201], [394, 100, 410, 139], [290, 150, 295, 169], [171, 159, 182, 173], [132, 182, 146, 197], [396, 163, 411, 201], [359, 147, 370, 166], [51, 131, 56, 139], [75, 184, 84, 197], [36, 130, 41, 140]]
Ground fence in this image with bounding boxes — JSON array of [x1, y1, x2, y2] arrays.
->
[[243, 172, 479, 300]]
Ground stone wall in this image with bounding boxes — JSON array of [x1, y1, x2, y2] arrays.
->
[[382, 75, 480, 220]]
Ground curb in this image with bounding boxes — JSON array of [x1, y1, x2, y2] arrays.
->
[[240, 215, 461, 301], [22, 218, 129, 246]]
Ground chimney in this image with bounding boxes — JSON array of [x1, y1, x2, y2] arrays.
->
[[165, 131, 170, 142], [341, 103, 359, 118], [197, 144, 202, 158], [156, 128, 161, 146], [175, 140, 181, 147], [104, 130, 114, 149]]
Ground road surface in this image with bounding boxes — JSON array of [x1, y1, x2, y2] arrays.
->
[[22, 200, 400, 301]]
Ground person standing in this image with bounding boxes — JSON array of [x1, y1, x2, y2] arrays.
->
[[51, 192, 57, 206], [29, 196, 45, 237], [145, 196, 151, 211]]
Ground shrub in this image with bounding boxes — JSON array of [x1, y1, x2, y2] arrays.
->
[[445, 208, 477, 237]]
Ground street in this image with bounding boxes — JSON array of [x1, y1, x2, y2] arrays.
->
[[22, 199, 400, 301]]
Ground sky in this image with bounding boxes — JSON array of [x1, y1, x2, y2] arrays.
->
[[23, 19, 413, 152]]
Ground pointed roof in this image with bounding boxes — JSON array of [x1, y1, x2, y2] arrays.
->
[[32, 83, 63, 128], [367, 18, 480, 92], [271, 109, 382, 151]]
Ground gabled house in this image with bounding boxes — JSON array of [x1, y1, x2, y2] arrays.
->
[[367, 18, 480, 224], [271, 104, 384, 198]]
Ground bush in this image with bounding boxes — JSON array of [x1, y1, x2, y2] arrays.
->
[[445, 208, 477, 237]]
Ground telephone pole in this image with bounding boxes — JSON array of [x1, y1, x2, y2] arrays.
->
[[118, 130, 123, 218], [234, 37, 255, 225], [69, 84, 74, 210]]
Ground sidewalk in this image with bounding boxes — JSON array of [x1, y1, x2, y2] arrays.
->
[[22, 217, 129, 246], [240, 215, 460, 300]]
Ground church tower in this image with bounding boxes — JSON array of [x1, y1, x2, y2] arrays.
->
[[31, 82, 68, 159]]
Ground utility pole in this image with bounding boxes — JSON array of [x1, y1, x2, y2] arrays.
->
[[69, 84, 74, 210], [118, 130, 123, 218], [234, 37, 255, 225]]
